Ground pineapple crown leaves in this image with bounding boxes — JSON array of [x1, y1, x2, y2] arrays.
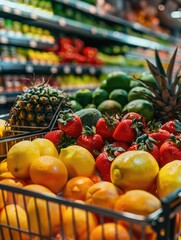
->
[[170, 133, 181, 148], [23, 74, 53, 88], [58, 109, 75, 125], [146, 48, 180, 100], [134, 133, 158, 151], [174, 119, 181, 133]]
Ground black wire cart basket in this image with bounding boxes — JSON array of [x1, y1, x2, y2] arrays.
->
[[0, 131, 181, 239]]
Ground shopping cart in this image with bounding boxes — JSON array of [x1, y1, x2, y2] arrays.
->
[[0, 131, 181, 239]]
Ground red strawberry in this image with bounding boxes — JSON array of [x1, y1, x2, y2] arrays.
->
[[147, 129, 170, 149], [146, 121, 170, 148], [44, 130, 63, 149], [96, 115, 119, 140], [113, 117, 145, 143], [76, 126, 104, 157], [159, 134, 181, 167], [128, 134, 160, 164], [102, 141, 129, 156], [58, 110, 82, 138], [96, 144, 126, 181], [122, 111, 147, 128], [161, 120, 181, 135]]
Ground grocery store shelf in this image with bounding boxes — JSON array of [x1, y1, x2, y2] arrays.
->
[[53, 0, 180, 44], [0, 61, 145, 75], [0, 33, 55, 50], [0, 0, 175, 53]]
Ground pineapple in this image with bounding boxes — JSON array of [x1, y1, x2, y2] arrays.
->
[[137, 48, 181, 123], [7, 77, 72, 131]]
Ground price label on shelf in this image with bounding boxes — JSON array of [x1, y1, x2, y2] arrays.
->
[[14, 8, 21, 15], [0, 37, 8, 44], [63, 66, 70, 74], [30, 13, 38, 20], [75, 66, 82, 74], [2, 5, 11, 13], [59, 18, 66, 27], [29, 40, 37, 48], [89, 67, 96, 75], [90, 27, 97, 35], [50, 66, 58, 74], [89, 6, 96, 14], [25, 65, 34, 73]]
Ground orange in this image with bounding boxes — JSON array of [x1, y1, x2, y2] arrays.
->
[[0, 171, 16, 180], [0, 189, 7, 210], [86, 181, 123, 210], [156, 160, 181, 199], [0, 204, 29, 240], [17, 184, 53, 208], [0, 119, 6, 137], [0, 178, 26, 204], [7, 140, 40, 179], [90, 222, 130, 240], [114, 190, 161, 216], [111, 150, 159, 191], [0, 159, 8, 174], [62, 201, 98, 240], [29, 155, 68, 194], [62, 176, 95, 201], [32, 138, 59, 157], [114, 190, 160, 237], [27, 193, 65, 238]]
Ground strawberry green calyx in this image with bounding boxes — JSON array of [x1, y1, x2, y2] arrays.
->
[[58, 109, 74, 126], [135, 134, 158, 151]]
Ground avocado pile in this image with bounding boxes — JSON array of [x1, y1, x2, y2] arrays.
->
[[70, 71, 156, 122]]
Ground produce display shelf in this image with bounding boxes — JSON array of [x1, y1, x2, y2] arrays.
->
[[0, 62, 145, 75], [0, 0, 176, 53], [0, 33, 55, 50], [53, 0, 180, 44]]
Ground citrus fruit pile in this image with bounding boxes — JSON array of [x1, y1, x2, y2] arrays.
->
[[1, 107, 181, 239]]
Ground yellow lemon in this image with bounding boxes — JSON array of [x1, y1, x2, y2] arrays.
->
[[157, 160, 181, 199], [0, 119, 6, 137], [7, 140, 40, 179], [32, 138, 58, 157], [59, 145, 95, 178], [111, 150, 159, 191]]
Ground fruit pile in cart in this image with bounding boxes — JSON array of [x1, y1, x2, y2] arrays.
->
[[0, 49, 180, 240]]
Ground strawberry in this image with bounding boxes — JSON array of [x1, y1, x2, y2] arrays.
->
[[44, 130, 76, 153], [58, 110, 82, 138], [146, 121, 170, 148], [122, 111, 147, 128], [113, 117, 145, 143], [128, 134, 160, 164], [44, 130, 63, 149], [159, 134, 181, 167], [96, 144, 126, 181], [161, 119, 181, 135], [76, 126, 104, 157], [96, 115, 119, 140]]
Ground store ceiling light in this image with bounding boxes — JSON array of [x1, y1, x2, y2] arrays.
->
[[158, 4, 165, 11], [171, 9, 181, 18]]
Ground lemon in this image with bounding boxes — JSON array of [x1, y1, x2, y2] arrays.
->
[[157, 160, 181, 199], [0, 119, 6, 137], [7, 140, 40, 179], [32, 138, 58, 158], [59, 145, 95, 178], [110, 150, 159, 191]]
